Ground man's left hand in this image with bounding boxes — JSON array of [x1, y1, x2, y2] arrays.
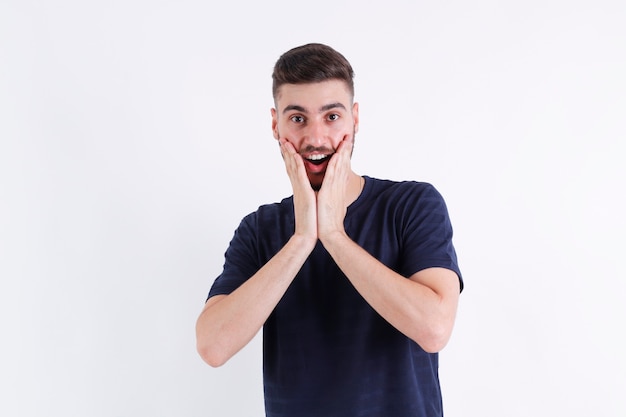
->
[[317, 135, 354, 241]]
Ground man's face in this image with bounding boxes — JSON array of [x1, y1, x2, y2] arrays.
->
[[271, 80, 359, 190]]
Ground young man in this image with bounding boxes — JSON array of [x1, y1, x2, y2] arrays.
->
[[196, 43, 463, 417]]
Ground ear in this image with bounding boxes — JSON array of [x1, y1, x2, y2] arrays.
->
[[271, 108, 279, 140], [352, 102, 360, 134]]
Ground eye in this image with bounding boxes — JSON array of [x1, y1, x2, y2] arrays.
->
[[327, 113, 340, 121], [290, 115, 304, 123]]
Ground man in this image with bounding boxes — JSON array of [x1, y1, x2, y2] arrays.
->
[[196, 43, 463, 417]]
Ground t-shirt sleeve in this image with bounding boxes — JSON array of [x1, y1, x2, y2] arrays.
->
[[207, 213, 261, 300], [399, 183, 463, 291]]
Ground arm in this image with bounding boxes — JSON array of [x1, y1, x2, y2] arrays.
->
[[317, 138, 460, 352], [319, 232, 460, 353], [196, 234, 315, 367], [196, 138, 317, 367]]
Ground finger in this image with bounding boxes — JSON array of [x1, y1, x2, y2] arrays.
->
[[279, 139, 299, 168], [327, 136, 352, 173], [337, 134, 354, 156], [278, 138, 294, 159], [279, 138, 311, 188]]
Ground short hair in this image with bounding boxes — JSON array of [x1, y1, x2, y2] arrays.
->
[[272, 43, 355, 100]]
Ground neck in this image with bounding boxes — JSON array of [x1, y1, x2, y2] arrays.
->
[[345, 171, 364, 207]]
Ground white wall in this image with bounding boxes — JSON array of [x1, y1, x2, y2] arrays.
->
[[3, 1, 625, 416]]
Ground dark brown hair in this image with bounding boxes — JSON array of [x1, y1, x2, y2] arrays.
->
[[272, 43, 355, 100]]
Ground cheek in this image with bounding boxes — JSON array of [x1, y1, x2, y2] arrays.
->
[[275, 125, 290, 140], [276, 120, 294, 136], [334, 118, 352, 133], [330, 119, 353, 141], [276, 125, 302, 147]]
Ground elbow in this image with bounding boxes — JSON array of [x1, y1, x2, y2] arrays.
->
[[196, 310, 232, 367], [419, 336, 449, 354], [414, 298, 458, 353], [196, 325, 231, 368], [414, 323, 453, 354], [197, 342, 229, 368]]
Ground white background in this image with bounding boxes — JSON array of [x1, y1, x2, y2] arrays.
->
[[3, 0, 625, 416]]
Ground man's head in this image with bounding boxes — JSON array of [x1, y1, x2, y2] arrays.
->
[[271, 44, 359, 190], [272, 43, 355, 104]]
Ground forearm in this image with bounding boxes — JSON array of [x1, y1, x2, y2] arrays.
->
[[320, 231, 459, 352], [196, 234, 315, 367]]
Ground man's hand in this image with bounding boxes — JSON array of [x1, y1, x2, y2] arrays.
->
[[317, 136, 354, 242], [279, 139, 318, 243]]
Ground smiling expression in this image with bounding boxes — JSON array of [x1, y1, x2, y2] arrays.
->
[[271, 80, 359, 189]]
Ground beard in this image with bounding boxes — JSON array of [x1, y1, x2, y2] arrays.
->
[[277, 128, 357, 190]]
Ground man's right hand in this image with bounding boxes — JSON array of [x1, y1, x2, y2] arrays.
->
[[279, 139, 318, 244]]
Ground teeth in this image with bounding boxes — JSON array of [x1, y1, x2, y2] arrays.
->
[[308, 154, 328, 161]]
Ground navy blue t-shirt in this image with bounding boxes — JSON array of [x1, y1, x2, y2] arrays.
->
[[208, 176, 463, 417]]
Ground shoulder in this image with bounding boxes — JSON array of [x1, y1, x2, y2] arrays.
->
[[364, 176, 444, 203], [238, 196, 295, 230], [358, 177, 451, 225]]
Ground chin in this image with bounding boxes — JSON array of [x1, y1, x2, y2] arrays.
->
[[308, 173, 324, 191], [309, 179, 323, 191]]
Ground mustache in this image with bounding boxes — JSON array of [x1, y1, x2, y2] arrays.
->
[[299, 145, 335, 154]]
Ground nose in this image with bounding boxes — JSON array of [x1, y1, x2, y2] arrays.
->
[[304, 120, 328, 147]]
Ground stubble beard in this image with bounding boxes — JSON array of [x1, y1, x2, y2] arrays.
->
[[278, 128, 356, 191]]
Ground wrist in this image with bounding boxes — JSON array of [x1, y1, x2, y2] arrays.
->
[[289, 233, 317, 253], [318, 229, 349, 251]]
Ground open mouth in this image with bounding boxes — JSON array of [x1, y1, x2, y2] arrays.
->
[[305, 154, 332, 166]]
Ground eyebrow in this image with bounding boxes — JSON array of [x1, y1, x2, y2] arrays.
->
[[282, 102, 347, 115]]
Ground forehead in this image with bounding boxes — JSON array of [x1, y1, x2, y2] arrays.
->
[[275, 80, 353, 112]]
